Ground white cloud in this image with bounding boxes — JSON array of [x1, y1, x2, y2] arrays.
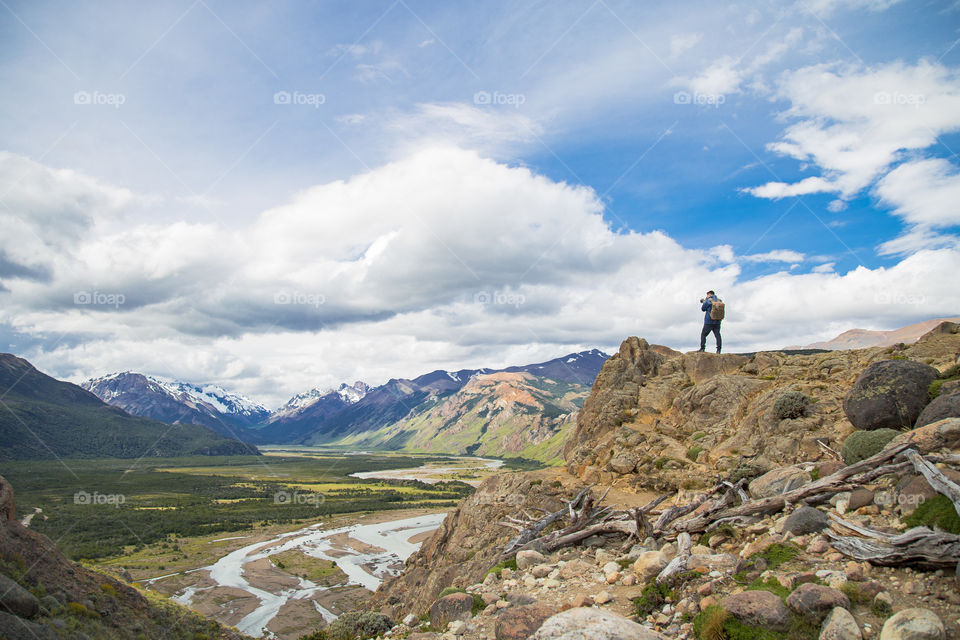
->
[[801, 0, 903, 16], [875, 158, 960, 228], [687, 56, 743, 96], [742, 176, 833, 198], [387, 103, 543, 155], [748, 60, 960, 199], [741, 250, 806, 263], [670, 33, 702, 57], [5, 148, 960, 406]]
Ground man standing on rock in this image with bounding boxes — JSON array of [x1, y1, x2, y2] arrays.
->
[[698, 290, 722, 353]]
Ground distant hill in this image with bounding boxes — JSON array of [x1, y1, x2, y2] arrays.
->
[[787, 316, 960, 350], [0, 354, 258, 460], [334, 371, 588, 463], [81, 372, 269, 439]]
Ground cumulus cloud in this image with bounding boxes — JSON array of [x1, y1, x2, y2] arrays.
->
[[670, 33, 702, 57], [748, 60, 960, 199], [4, 148, 959, 406]]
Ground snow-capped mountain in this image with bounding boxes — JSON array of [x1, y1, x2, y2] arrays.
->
[[82, 372, 270, 438], [270, 381, 370, 420]]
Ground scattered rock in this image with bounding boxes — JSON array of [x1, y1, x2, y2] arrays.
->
[[723, 590, 790, 631], [429, 593, 474, 629], [609, 453, 638, 475], [687, 553, 737, 571], [885, 417, 960, 455], [494, 604, 559, 640], [403, 614, 420, 626], [842, 360, 938, 430], [879, 608, 945, 640], [482, 593, 499, 605], [786, 583, 851, 622], [559, 560, 597, 580], [594, 591, 612, 605], [632, 551, 668, 580], [448, 620, 467, 636], [0, 611, 57, 640], [568, 594, 593, 608], [820, 606, 862, 640], [517, 550, 547, 570], [896, 475, 939, 516], [532, 608, 668, 640], [915, 392, 960, 428], [808, 539, 831, 554], [749, 466, 811, 499], [784, 506, 830, 535], [532, 564, 554, 579]]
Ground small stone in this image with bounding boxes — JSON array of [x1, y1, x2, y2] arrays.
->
[[594, 591, 612, 605], [874, 592, 894, 609], [700, 595, 718, 610], [532, 564, 553, 579], [632, 551, 669, 580], [786, 584, 851, 623], [594, 549, 616, 566], [403, 614, 420, 626], [691, 545, 711, 555], [808, 539, 831, 554], [621, 574, 636, 586], [496, 600, 511, 609], [605, 571, 620, 584], [569, 594, 594, 608], [516, 550, 546, 570], [495, 604, 559, 640], [448, 621, 467, 636], [524, 576, 537, 588], [825, 552, 845, 562], [697, 583, 713, 596], [784, 506, 831, 535], [543, 579, 561, 588], [902, 581, 919, 595], [820, 606, 862, 640], [483, 604, 497, 616], [723, 591, 791, 631]]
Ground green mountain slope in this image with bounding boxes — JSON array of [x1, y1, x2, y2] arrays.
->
[[0, 354, 259, 460], [333, 372, 588, 463]]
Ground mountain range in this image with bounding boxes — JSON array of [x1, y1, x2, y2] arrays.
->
[[789, 316, 960, 350], [0, 354, 258, 460], [81, 349, 610, 462]]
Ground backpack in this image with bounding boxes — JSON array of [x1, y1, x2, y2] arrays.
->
[[710, 299, 725, 321]]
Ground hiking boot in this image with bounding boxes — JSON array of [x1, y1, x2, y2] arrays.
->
[[697, 348, 705, 352], [716, 348, 721, 354]]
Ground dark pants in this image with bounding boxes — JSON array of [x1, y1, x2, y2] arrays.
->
[[700, 323, 721, 351]]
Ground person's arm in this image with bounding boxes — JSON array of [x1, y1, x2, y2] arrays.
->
[[701, 298, 711, 311]]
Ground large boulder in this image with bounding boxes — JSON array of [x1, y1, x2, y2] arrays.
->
[[820, 606, 862, 640], [632, 551, 668, 580], [531, 607, 668, 640], [843, 360, 938, 430], [885, 418, 960, 454], [783, 506, 830, 535], [915, 393, 960, 428], [495, 604, 559, 640], [608, 454, 638, 474], [879, 608, 944, 640], [786, 584, 851, 622], [0, 611, 57, 640], [749, 466, 810, 499], [722, 591, 790, 631], [516, 550, 546, 570], [429, 593, 474, 629]]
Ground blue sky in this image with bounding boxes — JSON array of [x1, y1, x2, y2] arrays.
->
[[1, 0, 958, 405]]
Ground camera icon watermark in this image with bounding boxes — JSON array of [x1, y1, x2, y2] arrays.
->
[[74, 291, 125, 309], [73, 91, 126, 109], [873, 91, 925, 107], [273, 290, 325, 307], [273, 490, 324, 507], [474, 290, 526, 308], [273, 90, 325, 108], [874, 491, 925, 508], [673, 91, 725, 108], [473, 90, 526, 108], [74, 490, 126, 507]]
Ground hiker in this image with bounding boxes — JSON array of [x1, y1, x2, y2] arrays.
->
[[698, 290, 723, 353]]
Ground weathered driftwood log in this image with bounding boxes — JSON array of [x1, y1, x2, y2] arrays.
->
[[827, 514, 960, 569], [656, 532, 691, 583], [500, 486, 591, 556], [904, 449, 960, 512]]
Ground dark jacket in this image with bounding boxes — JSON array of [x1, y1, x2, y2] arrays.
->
[[702, 295, 721, 325]]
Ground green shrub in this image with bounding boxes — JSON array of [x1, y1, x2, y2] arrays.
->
[[754, 542, 800, 571], [687, 445, 704, 462], [692, 605, 818, 640], [841, 429, 900, 464], [692, 431, 707, 440], [633, 581, 674, 617], [772, 391, 811, 420], [66, 601, 100, 619], [871, 598, 893, 618], [904, 494, 960, 534], [746, 576, 790, 600], [693, 605, 729, 640], [322, 611, 393, 640], [484, 557, 517, 577], [840, 582, 871, 605], [700, 524, 735, 548], [439, 586, 466, 598]]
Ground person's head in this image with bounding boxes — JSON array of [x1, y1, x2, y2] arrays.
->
[[706, 290, 715, 296]]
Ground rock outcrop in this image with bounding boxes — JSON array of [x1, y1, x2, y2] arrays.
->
[[843, 360, 938, 430]]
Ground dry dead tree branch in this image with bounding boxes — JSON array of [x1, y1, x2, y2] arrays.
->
[[903, 449, 960, 512], [818, 440, 843, 462], [656, 532, 692, 583], [827, 515, 960, 569]]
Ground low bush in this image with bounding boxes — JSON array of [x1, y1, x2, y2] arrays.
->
[[772, 391, 811, 420], [841, 429, 900, 464], [904, 494, 960, 534]]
